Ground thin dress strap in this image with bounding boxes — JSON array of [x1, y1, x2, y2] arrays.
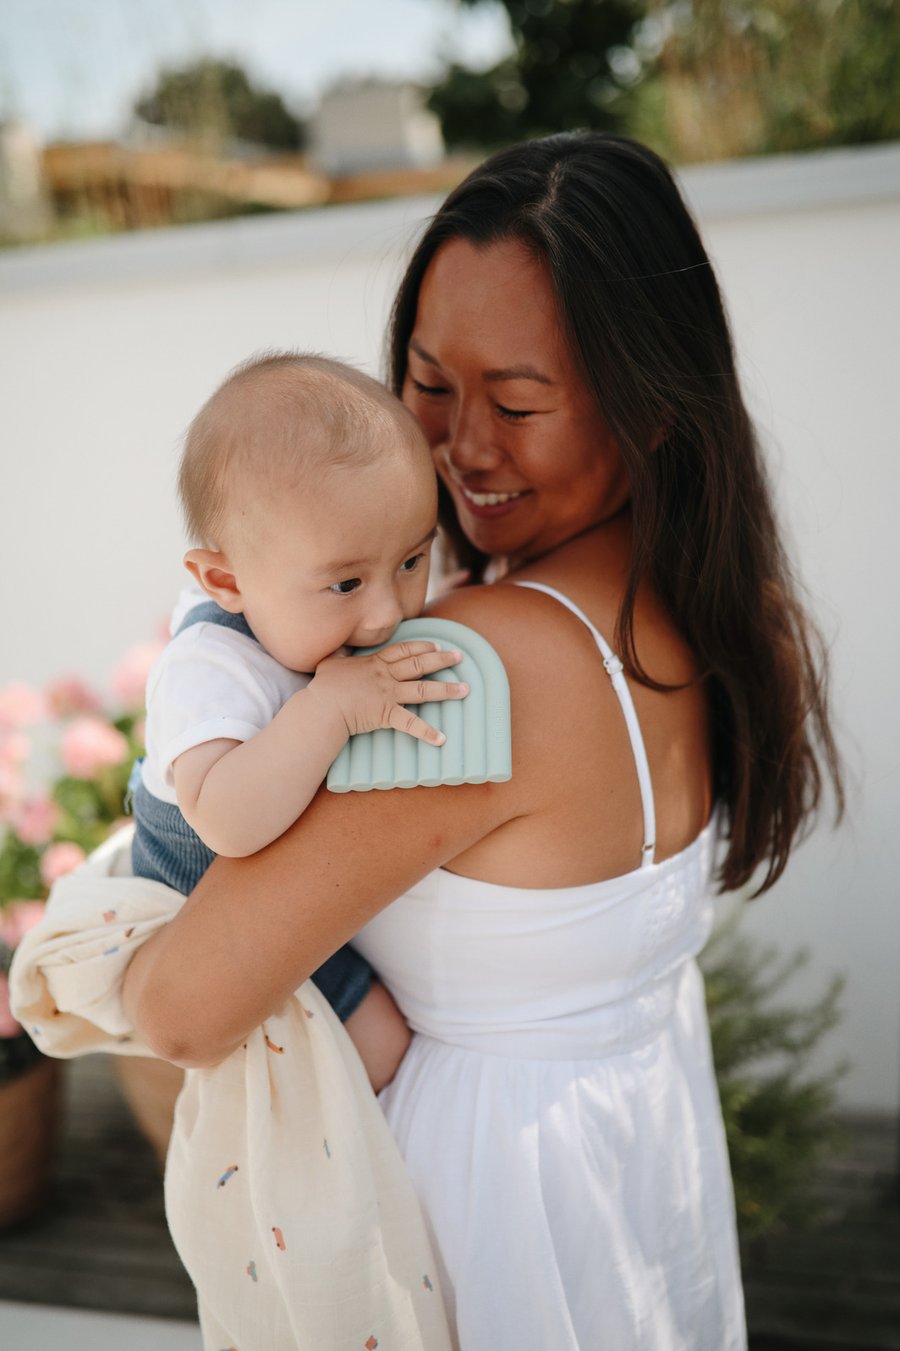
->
[[513, 580, 656, 868]]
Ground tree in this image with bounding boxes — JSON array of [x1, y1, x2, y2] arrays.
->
[[135, 60, 306, 152], [638, 0, 900, 161], [700, 914, 846, 1239], [429, 0, 900, 160], [428, 0, 642, 150]]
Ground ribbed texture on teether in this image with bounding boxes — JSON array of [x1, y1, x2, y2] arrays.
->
[[326, 618, 511, 793]]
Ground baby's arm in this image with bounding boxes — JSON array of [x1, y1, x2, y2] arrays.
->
[[173, 640, 467, 858]]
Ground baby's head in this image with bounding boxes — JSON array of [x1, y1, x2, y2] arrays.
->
[[179, 352, 438, 671]]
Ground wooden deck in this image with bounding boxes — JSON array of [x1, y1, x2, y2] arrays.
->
[[743, 1114, 900, 1350], [0, 1054, 195, 1321], [1, 1053, 898, 1346]]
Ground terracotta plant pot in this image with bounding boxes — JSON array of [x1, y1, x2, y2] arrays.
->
[[114, 1056, 185, 1167], [0, 1045, 62, 1228]]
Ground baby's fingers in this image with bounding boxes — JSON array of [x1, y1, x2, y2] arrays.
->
[[397, 678, 468, 706], [377, 640, 443, 665], [387, 647, 464, 682], [388, 705, 448, 747]]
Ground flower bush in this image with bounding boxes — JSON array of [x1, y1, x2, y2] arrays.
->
[[0, 643, 164, 1045]]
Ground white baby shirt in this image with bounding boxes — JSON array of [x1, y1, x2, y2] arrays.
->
[[141, 589, 310, 805]]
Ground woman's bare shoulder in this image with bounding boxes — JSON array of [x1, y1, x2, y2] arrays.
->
[[427, 581, 589, 672], [427, 579, 530, 626], [426, 581, 621, 786]]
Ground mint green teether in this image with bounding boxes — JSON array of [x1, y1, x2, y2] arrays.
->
[[326, 618, 511, 793]]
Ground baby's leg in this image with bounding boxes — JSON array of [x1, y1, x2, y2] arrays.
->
[[343, 980, 412, 1093], [310, 946, 410, 1091]]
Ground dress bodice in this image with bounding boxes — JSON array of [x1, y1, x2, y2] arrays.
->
[[353, 815, 717, 1061]]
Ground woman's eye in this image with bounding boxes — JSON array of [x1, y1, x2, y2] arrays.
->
[[497, 404, 532, 422], [400, 552, 425, 574], [329, 578, 361, 595], [410, 377, 448, 398]]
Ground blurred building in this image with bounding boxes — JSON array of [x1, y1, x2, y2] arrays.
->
[[311, 79, 444, 177], [0, 121, 52, 243]]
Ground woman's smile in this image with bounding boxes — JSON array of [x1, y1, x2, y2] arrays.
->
[[456, 484, 532, 516]]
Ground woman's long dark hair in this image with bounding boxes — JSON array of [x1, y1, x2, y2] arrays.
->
[[389, 132, 843, 895]]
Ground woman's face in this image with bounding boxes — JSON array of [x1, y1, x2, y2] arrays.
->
[[402, 236, 630, 565]]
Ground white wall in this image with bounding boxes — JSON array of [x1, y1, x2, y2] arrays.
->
[[2, 143, 898, 1112]]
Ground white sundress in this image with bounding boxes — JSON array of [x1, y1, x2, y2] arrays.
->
[[353, 582, 747, 1351]]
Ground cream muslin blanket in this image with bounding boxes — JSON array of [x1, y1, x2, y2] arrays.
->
[[9, 827, 453, 1351]]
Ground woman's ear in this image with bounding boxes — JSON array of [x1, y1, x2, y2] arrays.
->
[[183, 549, 244, 613]]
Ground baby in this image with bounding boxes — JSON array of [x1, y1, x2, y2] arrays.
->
[[131, 352, 468, 1088]]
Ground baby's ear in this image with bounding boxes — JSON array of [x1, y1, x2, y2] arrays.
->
[[183, 548, 244, 613]]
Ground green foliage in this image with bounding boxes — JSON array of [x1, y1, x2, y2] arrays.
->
[[637, 0, 900, 160], [810, 0, 900, 147], [429, 0, 641, 149], [432, 0, 900, 160], [702, 913, 846, 1239], [50, 726, 140, 854], [135, 59, 306, 152], [429, 58, 534, 151], [0, 834, 43, 904]]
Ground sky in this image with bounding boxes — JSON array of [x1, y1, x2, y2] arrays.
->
[[0, 0, 514, 142]]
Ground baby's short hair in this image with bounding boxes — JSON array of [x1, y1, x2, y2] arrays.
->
[[178, 351, 426, 546]]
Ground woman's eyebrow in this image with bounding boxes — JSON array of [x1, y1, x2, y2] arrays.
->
[[482, 364, 556, 386], [409, 339, 555, 386], [409, 338, 443, 368]]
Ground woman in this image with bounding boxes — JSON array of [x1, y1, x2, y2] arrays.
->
[[124, 133, 841, 1349]]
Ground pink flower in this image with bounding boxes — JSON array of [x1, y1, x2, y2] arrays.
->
[[14, 795, 59, 847], [110, 641, 165, 709], [47, 675, 102, 718], [0, 682, 46, 732], [0, 761, 25, 824], [0, 735, 29, 824], [0, 731, 30, 766], [60, 717, 129, 779], [0, 899, 46, 947], [39, 841, 86, 887], [0, 974, 21, 1037]]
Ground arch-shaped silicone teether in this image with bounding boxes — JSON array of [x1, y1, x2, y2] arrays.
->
[[326, 618, 511, 793]]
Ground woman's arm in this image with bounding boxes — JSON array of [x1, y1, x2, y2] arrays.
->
[[126, 779, 515, 1068], [124, 590, 542, 1068]]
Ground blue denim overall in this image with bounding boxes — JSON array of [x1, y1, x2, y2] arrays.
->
[[130, 602, 373, 1021]]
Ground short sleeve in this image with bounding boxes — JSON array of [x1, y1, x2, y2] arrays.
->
[[141, 624, 310, 801]]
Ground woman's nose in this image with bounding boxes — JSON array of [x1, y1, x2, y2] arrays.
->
[[444, 400, 502, 475]]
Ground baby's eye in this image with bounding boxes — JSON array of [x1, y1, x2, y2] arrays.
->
[[400, 552, 426, 574], [329, 578, 361, 595]]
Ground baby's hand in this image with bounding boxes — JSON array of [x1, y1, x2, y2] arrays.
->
[[310, 641, 468, 746]]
